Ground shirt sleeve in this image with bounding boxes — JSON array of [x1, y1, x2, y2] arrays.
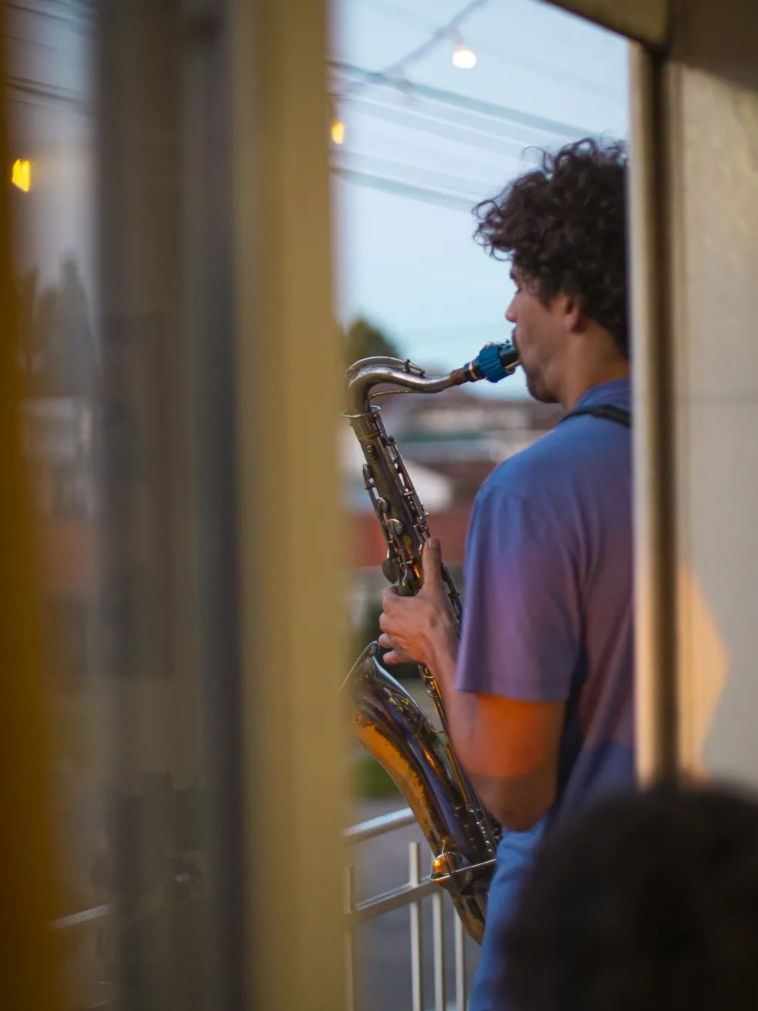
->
[[455, 483, 582, 702]]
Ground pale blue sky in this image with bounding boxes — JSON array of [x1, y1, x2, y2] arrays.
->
[[331, 0, 629, 397]]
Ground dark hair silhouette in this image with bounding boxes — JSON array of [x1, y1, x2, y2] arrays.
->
[[474, 139, 628, 356], [504, 783, 758, 1011]]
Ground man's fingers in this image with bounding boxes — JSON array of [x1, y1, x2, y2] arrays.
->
[[378, 632, 412, 665], [421, 537, 444, 592]]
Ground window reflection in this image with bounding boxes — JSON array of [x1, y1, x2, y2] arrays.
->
[[8, 3, 245, 1009]]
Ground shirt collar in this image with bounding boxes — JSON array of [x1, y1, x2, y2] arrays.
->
[[572, 376, 631, 412]]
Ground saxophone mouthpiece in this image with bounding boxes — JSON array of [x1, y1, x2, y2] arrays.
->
[[449, 340, 520, 386]]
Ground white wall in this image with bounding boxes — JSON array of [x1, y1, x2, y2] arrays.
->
[[666, 2, 758, 781]]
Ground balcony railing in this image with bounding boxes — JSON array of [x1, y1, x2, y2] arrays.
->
[[51, 806, 477, 1011], [344, 806, 475, 1011]]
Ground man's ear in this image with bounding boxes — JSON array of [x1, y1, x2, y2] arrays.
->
[[562, 293, 586, 334]]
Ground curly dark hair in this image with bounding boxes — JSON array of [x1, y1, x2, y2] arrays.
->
[[503, 783, 758, 1011], [474, 138, 629, 356]]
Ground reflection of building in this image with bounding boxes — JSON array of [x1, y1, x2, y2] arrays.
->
[[345, 389, 562, 631], [22, 397, 98, 679], [23, 397, 97, 518]]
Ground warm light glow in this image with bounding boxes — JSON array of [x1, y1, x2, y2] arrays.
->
[[11, 159, 31, 192], [452, 44, 477, 70], [331, 118, 346, 145]]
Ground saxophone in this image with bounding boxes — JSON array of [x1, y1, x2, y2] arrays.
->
[[342, 341, 519, 944]]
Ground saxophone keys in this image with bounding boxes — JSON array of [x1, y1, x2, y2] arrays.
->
[[382, 556, 398, 583], [431, 852, 470, 891]]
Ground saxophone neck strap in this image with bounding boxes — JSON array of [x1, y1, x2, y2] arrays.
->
[[560, 405, 631, 429]]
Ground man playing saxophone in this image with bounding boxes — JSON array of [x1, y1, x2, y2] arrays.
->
[[377, 138, 632, 1011]]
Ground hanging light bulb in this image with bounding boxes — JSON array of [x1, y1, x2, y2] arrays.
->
[[11, 158, 32, 192], [452, 42, 477, 69], [331, 117, 346, 145], [328, 94, 346, 145]]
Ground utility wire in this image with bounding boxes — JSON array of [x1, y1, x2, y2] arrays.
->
[[333, 166, 477, 213], [344, 85, 573, 150], [334, 149, 493, 199], [348, 0, 626, 102], [338, 0, 489, 99], [5, 74, 91, 113], [333, 60, 590, 140], [343, 97, 531, 158], [6, 1, 92, 27]]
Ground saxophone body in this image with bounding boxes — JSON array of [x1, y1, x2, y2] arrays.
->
[[342, 342, 518, 944]]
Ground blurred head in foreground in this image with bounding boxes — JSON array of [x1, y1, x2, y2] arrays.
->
[[504, 783, 758, 1011]]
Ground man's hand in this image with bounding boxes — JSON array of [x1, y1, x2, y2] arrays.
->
[[379, 540, 566, 832], [378, 538, 457, 672]]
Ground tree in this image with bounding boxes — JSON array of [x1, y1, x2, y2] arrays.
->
[[343, 317, 402, 369]]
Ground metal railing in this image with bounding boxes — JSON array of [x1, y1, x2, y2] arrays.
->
[[50, 904, 111, 931], [51, 807, 476, 1011], [344, 806, 474, 1011]]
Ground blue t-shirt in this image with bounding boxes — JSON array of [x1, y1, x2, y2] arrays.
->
[[457, 377, 634, 1011]]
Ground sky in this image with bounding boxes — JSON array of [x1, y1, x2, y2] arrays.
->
[[7, 0, 628, 406], [330, 0, 629, 397]]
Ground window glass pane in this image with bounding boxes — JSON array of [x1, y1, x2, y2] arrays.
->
[[332, 2, 628, 1006]]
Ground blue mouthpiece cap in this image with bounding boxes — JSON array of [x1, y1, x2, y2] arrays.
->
[[476, 342, 508, 383]]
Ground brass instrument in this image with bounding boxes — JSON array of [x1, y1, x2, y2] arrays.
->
[[342, 341, 519, 943]]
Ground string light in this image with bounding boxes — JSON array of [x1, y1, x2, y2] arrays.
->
[[452, 42, 477, 69], [333, 0, 488, 100], [11, 159, 31, 192], [331, 117, 346, 145], [329, 94, 346, 145]]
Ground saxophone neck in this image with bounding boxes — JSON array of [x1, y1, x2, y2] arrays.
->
[[344, 356, 455, 418], [344, 340, 520, 416]]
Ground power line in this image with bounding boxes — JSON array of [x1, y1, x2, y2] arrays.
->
[[334, 149, 492, 200], [338, 0, 490, 99], [5, 74, 91, 113], [349, 0, 625, 103], [344, 85, 570, 151], [6, 1, 93, 27], [332, 60, 591, 140], [4, 31, 76, 52], [343, 97, 530, 158], [333, 166, 476, 213]]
